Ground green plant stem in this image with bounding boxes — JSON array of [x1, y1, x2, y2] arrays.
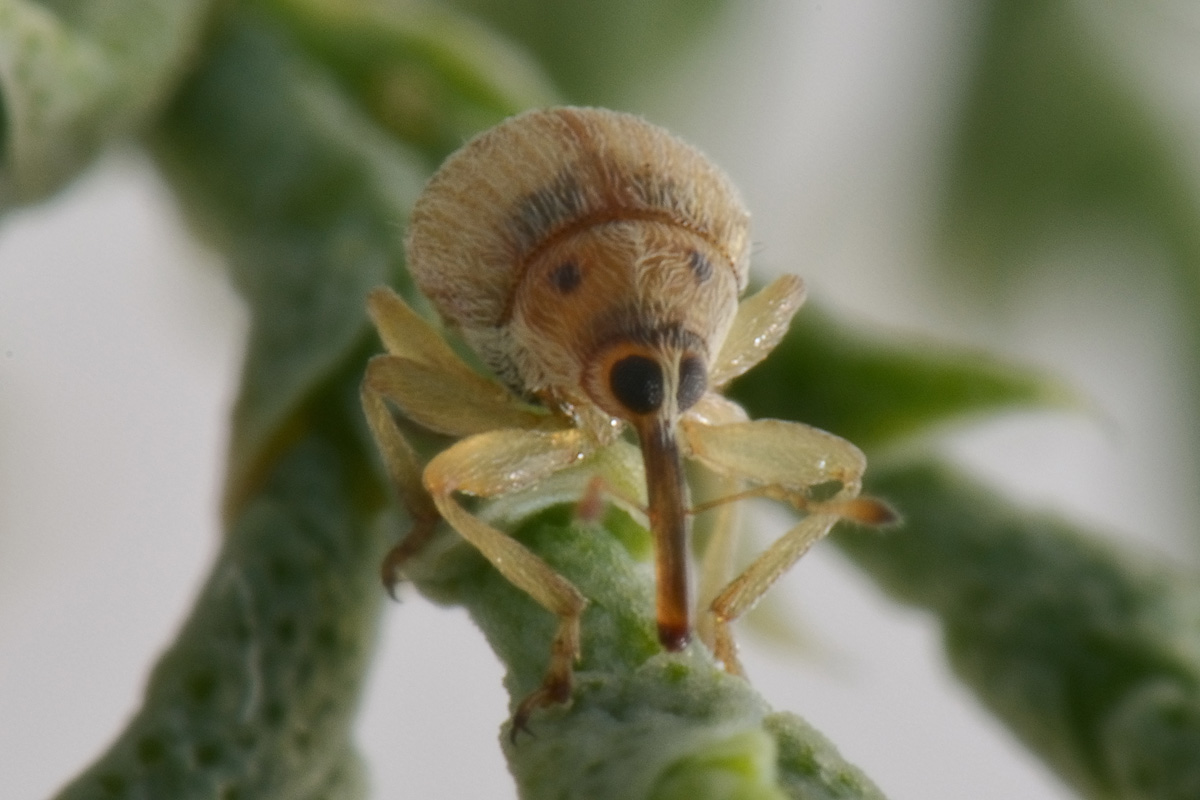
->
[[52, 424, 387, 800], [0, 0, 213, 206], [843, 461, 1200, 800]]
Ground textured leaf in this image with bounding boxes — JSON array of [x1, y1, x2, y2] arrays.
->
[[0, 0, 211, 206], [150, 10, 428, 515], [840, 461, 1200, 800], [728, 303, 1071, 454]]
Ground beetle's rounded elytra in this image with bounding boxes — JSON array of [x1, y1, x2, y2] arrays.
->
[[406, 107, 750, 407]]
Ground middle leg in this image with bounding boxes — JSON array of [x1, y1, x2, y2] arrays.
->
[[681, 417, 877, 673]]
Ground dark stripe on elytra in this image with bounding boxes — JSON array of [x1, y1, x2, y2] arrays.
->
[[687, 249, 713, 282], [507, 171, 588, 252]]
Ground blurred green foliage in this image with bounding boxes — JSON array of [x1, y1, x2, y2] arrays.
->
[[844, 462, 1200, 800], [3, 0, 1199, 798], [435, 0, 728, 106], [938, 0, 1200, 448]]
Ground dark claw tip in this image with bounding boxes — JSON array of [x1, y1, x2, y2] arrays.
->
[[509, 711, 536, 744]]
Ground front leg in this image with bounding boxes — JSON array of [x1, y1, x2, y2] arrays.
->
[[709, 274, 806, 388], [361, 287, 560, 587], [681, 417, 884, 674], [423, 427, 596, 736]]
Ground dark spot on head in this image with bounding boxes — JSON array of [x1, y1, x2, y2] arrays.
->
[[609, 355, 664, 415], [550, 261, 581, 293], [687, 250, 713, 282], [677, 356, 707, 411]]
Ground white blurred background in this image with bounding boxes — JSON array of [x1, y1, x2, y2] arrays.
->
[[3, 2, 1198, 798]]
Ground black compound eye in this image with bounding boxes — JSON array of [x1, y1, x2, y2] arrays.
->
[[676, 356, 707, 411], [609, 355, 664, 415]]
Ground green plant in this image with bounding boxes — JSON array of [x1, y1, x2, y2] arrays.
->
[[3, 1, 1199, 798]]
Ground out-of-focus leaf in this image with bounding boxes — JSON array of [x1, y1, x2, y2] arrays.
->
[[53, 423, 386, 800], [0, 0, 211, 207], [150, 10, 428, 516], [53, 7, 446, 795], [438, 0, 729, 105], [264, 0, 558, 157], [406, 504, 889, 800], [938, 1, 1200, 323], [728, 303, 1072, 454], [838, 460, 1200, 800]]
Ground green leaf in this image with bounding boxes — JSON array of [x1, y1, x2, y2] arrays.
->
[[263, 0, 559, 156], [728, 302, 1072, 454], [149, 9, 429, 515], [53, 427, 387, 800], [437, 0, 729, 105], [839, 461, 1200, 800], [0, 0, 212, 207], [407, 505, 889, 800]]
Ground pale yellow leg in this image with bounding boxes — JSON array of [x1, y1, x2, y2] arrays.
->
[[709, 513, 841, 674], [360, 367, 443, 592], [692, 470, 743, 653], [362, 288, 564, 583], [709, 274, 807, 388], [423, 427, 595, 735], [364, 287, 555, 438], [361, 348, 545, 584], [684, 393, 751, 652], [681, 417, 867, 673]]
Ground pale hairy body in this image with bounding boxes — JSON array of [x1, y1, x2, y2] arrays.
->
[[361, 107, 889, 734]]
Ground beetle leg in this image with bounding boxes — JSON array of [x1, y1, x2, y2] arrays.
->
[[680, 417, 878, 674], [692, 470, 744, 655], [364, 286, 556, 438], [362, 288, 564, 586], [361, 367, 443, 593], [709, 274, 806, 389], [423, 427, 595, 737]]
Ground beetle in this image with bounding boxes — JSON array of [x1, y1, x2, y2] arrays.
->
[[361, 106, 891, 734]]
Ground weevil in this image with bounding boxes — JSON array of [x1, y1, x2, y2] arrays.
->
[[361, 107, 892, 734]]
